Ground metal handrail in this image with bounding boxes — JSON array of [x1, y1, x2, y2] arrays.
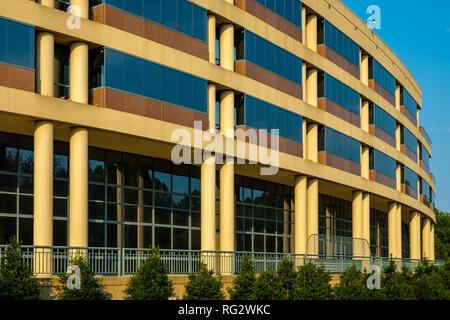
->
[[0, 245, 445, 276]]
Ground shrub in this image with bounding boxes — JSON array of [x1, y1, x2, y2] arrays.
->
[[123, 248, 174, 300], [56, 254, 110, 300], [380, 259, 415, 300], [0, 237, 40, 300], [276, 258, 297, 299], [333, 264, 383, 300], [291, 263, 334, 300], [254, 269, 284, 300], [411, 261, 449, 300], [227, 254, 256, 300], [183, 262, 224, 300]]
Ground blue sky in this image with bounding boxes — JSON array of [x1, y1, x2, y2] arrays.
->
[[340, 0, 450, 212]]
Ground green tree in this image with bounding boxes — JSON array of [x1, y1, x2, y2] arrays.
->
[[227, 254, 256, 300], [291, 263, 334, 300], [254, 269, 285, 300], [434, 210, 450, 261], [411, 260, 449, 300], [56, 254, 110, 300], [276, 258, 297, 299], [333, 264, 383, 300], [183, 262, 224, 300], [123, 248, 174, 300], [0, 237, 40, 300], [380, 260, 415, 300]]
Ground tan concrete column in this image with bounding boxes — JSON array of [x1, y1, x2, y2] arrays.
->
[[430, 223, 435, 261], [207, 15, 216, 64], [302, 118, 307, 157], [36, 32, 54, 97], [305, 14, 317, 52], [306, 123, 318, 162], [301, 6, 306, 45], [201, 158, 216, 252], [395, 85, 401, 111], [396, 124, 401, 152], [302, 62, 307, 102], [361, 146, 370, 179], [34, 121, 54, 274], [388, 202, 397, 258], [360, 54, 369, 85], [417, 110, 420, 128], [69, 127, 88, 248], [208, 84, 216, 132], [219, 24, 234, 72], [352, 191, 363, 257], [294, 176, 307, 257], [70, 42, 89, 104], [396, 204, 402, 259], [306, 178, 318, 255], [362, 193, 370, 256], [396, 164, 401, 192], [224, 0, 234, 4], [70, 0, 89, 19], [421, 217, 430, 259], [409, 211, 421, 260], [306, 69, 318, 107], [219, 91, 234, 254], [361, 100, 369, 132]]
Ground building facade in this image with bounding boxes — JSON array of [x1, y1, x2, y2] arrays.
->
[[0, 0, 436, 273]]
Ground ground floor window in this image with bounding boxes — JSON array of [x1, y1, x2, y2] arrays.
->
[[235, 175, 294, 253], [370, 209, 388, 257], [402, 221, 410, 258]]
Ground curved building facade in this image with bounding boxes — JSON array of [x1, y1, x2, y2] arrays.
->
[[0, 0, 437, 274]]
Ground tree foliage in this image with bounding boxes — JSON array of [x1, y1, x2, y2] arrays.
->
[[0, 237, 40, 300], [227, 254, 256, 300], [291, 263, 334, 300], [183, 262, 225, 300], [123, 248, 174, 300], [253, 269, 285, 300], [56, 254, 110, 300], [434, 210, 450, 261]]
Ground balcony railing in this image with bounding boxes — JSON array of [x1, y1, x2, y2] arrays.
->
[[0, 245, 445, 276]]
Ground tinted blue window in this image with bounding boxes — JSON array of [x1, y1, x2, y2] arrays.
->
[[125, 55, 143, 95], [421, 145, 430, 172], [105, 49, 125, 90], [192, 4, 206, 42], [323, 74, 359, 115], [323, 20, 359, 67], [403, 166, 417, 191], [243, 95, 302, 143], [275, 0, 284, 16], [0, 18, 34, 69], [143, 0, 161, 23], [266, 0, 276, 11], [104, 49, 206, 113], [192, 77, 206, 112], [373, 149, 396, 179], [124, 0, 143, 16], [324, 127, 360, 164], [106, 0, 123, 8], [0, 18, 7, 63], [162, 0, 177, 29], [372, 59, 395, 97], [402, 127, 417, 155], [373, 104, 395, 137], [422, 179, 431, 201], [178, 0, 193, 37], [162, 66, 178, 105], [402, 88, 418, 120], [142, 61, 161, 100]]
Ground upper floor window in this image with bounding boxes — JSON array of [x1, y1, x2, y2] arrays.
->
[[90, 48, 207, 113], [236, 94, 302, 143], [253, 0, 302, 29], [96, 0, 207, 42], [318, 19, 359, 68], [319, 126, 360, 164], [401, 87, 418, 126], [0, 17, 34, 69], [242, 30, 302, 86], [369, 148, 396, 180], [369, 58, 396, 103], [401, 126, 417, 156], [401, 165, 418, 191], [319, 73, 360, 116], [369, 103, 396, 138]]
